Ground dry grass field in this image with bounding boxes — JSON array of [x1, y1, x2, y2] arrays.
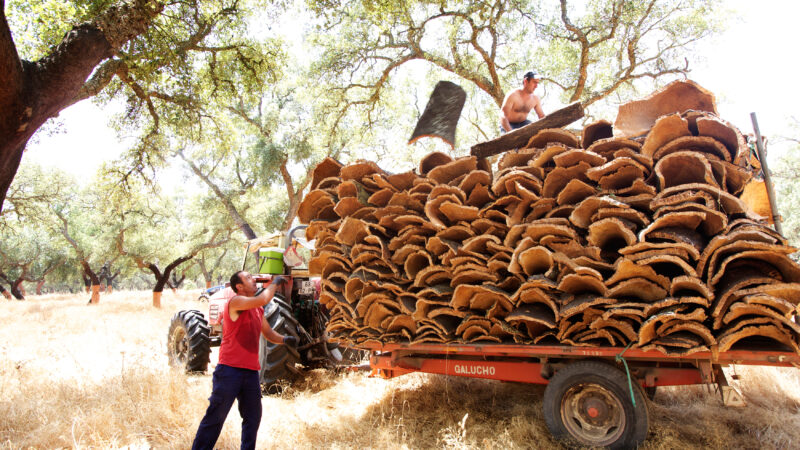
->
[[2, 291, 800, 449]]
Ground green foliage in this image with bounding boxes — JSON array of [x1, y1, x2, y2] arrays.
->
[[0, 163, 81, 289], [7, 0, 88, 59], [773, 136, 800, 248], [306, 0, 726, 150]]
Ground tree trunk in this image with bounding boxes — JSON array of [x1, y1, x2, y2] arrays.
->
[[206, 280, 212, 288], [106, 270, 119, 293], [0, 284, 11, 300], [81, 263, 101, 304], [178, 151, 257, 239], [36, 280, 44, 295], [149, 256, 190, 308], [90, 284, 100, 304], [0, 1, 163, 210], [82, 273, 91, 293], [9, 277, 24, 300]]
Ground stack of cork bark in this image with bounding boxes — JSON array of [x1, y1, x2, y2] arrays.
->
[[298, 81, 800, 355]]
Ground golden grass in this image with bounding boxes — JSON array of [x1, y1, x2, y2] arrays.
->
[[2, 291, 800, 449]]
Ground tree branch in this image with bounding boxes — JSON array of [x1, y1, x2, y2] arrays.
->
[[177, 149, 257, 239]]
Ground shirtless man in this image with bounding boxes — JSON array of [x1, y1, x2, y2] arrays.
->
[[500, 71, 545, 133]]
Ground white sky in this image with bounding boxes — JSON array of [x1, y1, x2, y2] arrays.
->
[[23, 0, 800, 180]]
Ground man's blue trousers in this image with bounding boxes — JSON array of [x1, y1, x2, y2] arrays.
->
[[192, 364, 262, 450]]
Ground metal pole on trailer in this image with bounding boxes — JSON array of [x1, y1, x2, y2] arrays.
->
[[750, 112, 783, 236]]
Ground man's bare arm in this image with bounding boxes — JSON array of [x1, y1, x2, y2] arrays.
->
[[534, 98, 545, 119], [229, 283, 279, 313]]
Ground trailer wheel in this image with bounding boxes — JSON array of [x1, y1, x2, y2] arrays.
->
[[543, 361, 648, 449]]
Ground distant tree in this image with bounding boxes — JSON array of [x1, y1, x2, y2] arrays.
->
[[110, 183, 235, 306], [54, 207, 118, 304], [35, 170, 125, 303], [102, 262, 122, 293], [195, 246, 236, 288], [0, 163, 74, 297], [0, 224, 66, 299], [771, 127, 800, 247], [117, 225, 232, 306]]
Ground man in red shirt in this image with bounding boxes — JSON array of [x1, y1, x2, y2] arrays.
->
[[192, 271, 297, 450]]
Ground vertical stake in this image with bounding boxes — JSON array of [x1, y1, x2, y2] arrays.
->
[[750, 112, 783, 236]]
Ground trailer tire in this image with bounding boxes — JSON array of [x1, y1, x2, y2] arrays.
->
[[543, 360, 648, 449], [259, 294, 301, 394], [167, 310, 211, 373]]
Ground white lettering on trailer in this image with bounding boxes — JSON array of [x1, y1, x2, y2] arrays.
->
[[454, 364, 496, 376]]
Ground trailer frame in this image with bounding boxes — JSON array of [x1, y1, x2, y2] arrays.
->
[[346, 340, 800, 448]]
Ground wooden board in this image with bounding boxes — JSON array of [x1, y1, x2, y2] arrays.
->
[[470, 102, 584, 159]]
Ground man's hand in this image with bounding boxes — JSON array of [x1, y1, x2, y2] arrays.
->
[[283, 335, 298, 347], [272, 275, 288, 286]]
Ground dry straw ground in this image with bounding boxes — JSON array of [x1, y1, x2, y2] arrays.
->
[[2, 291, 800, 449]]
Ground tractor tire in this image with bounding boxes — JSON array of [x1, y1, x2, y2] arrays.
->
[[259, 294, 301, 394], [543, 360, 649, 449], [167, 310, 211, 373]]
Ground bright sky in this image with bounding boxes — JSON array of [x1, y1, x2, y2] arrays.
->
[[23, 0, 800, 180]]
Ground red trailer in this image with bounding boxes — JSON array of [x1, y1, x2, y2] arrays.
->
[[350, 340, 800, 448]]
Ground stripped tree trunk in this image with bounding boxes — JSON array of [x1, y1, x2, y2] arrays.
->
[[81, 263, 101, 305]]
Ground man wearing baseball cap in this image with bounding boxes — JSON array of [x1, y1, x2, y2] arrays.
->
[[500, 71, 545, 133]]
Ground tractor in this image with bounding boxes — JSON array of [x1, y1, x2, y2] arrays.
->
[[166, 226, 362, 393]]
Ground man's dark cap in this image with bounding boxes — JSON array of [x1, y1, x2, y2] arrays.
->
[[523, 71, 540, 81]]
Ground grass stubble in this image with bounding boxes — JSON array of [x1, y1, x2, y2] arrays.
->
[[1, 292, 799, 449]]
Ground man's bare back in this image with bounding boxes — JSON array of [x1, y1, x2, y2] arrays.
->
[[500, 71, 545, 132]]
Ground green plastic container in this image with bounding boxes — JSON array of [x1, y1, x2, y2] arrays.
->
[[258, 247, 284, 274]]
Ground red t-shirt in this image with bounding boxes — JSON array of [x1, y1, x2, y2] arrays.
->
[[218, 301, 263, 371]]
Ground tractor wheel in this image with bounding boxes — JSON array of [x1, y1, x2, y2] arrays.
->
[[260, 294, 301, 394], [167, 310, 211, 373], [543, 360, 649, 449]]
